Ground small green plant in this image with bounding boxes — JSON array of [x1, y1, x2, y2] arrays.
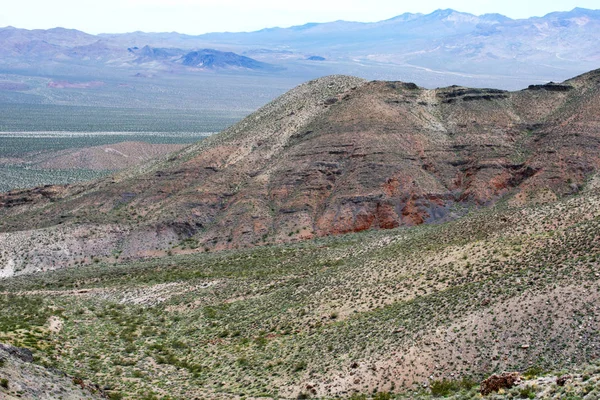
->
[[293, 360, 307, 372], [132, 370, 144, 378], [430, 377, 477, 397], [523, 365, 545, 379], [107, 391, 124, 400], [0, 378, 8, 389], [431, 379, 457, 396], [139, 392, 159, 400], [349, 394, 367, 400], [518, 385, 537, 399], [373, 392, 392, 400]]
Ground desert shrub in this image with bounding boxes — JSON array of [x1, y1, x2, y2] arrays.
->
[[139, 392, 159, 400], [0, 378, 8, 389], [431, 377, 477, 396], [373, 392, 392, 400], [349, 394, 367, 400], [107, 392, 124, 400], [523, 365, 545, 379], [132, 370, 144, 378], [170, 340, 187, 349], [431, 379, 458, 396], [518, 385, 537, 399], [293, 360, 307, 372], [254, 335, 268, 347], [458, 377, 478, 390]]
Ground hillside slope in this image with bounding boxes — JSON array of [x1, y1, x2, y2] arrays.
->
[[1, 70, 600, 276], [0, 182, 599, 398]]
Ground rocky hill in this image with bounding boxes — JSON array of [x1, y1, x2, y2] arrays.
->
[[128, 46, 278, 71], [1, 68, 600, 399], [181, 49, 277, 70], [1, 69, 600, 276], [0, 174, 599, 398]]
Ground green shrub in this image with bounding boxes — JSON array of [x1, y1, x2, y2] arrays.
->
[[0, 378, 8, 389], [431, 379, 457, 397], [293, 360, 307, 372], [430, 377, 477, 397], [139, 392, 159, 400], [349, 394, 367, 400], [523, 365, 545, 379], [373, 392, 392, 400], [457, 376, 478, 391], [170, 340, 187, 349], [132, 370, 144, 378], [518, 385, 537, 399]]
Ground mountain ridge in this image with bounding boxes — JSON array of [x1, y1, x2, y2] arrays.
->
[[5, 7, 598, 37], [1, 7, 599, 89], [1, 68, 600, 277]]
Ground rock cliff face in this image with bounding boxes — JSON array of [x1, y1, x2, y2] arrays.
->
[[1, 70, 600, 275]]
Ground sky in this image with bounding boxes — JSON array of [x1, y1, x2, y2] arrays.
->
[[1, 0, 599, 35]]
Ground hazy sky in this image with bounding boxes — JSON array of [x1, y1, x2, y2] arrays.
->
[[1, 0, 599, 34]]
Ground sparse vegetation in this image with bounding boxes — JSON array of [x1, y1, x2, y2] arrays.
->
[[0, 104, 242, 134], [1, 71, 600, 399], [0, 184, 600, 398]]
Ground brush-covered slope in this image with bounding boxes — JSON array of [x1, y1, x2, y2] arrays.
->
[[1, 182, 599, 398], [1, 70, 600, 276]]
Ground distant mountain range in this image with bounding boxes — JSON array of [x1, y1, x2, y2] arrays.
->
[[0, 27, 278, 72], [0, 7, 599, 105], [186, 7, 600, 82]]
